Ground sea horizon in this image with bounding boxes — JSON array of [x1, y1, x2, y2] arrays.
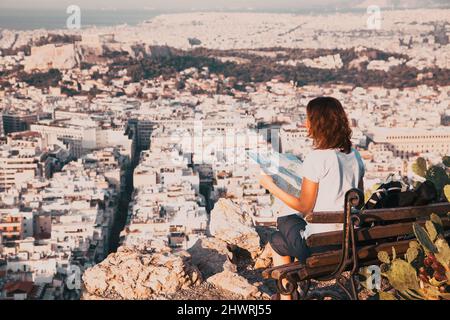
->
[[2, 6, 446, 31], [0, 8, 165, 31]]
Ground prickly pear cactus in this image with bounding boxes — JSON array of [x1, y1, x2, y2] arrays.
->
[[430, 213, 445, 236], [384, 256, 419, 292], [405, 247, 419, 264], [444, 185, 450, 202], [434, 239, 450, 272], [378, 251, 390, 264], [373, 215, 450, 300], [413, 223, 438, 253]]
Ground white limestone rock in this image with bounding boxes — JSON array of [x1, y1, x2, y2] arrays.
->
[[209, 199, 261, 258], [82, 246, 202, 300], [207, 270, 260, 299], [23, 43, 79, 72], [188, 237, 237, 279]]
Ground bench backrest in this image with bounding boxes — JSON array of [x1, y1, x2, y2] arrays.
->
[[305, 202, 450, 224], [304, 202, 450, 270]]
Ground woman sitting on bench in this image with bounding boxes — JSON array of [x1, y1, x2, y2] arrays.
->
[[258, 97, 365, 300]]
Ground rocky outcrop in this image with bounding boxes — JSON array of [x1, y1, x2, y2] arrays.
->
[[187, 237, 263, 299], [82, 199, 269, 300], [207, 270, 261, 299], [23, 43, 79, 72], [82, 246, 202, 300], [188, 238, 237, 278], [209, 199, 261, 258]]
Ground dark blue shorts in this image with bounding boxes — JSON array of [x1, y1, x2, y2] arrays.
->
[[269, 214, 311, 263]]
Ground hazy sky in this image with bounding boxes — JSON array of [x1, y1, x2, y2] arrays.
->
[[0, 0, 442, 10], [0, 0, 368, 10]]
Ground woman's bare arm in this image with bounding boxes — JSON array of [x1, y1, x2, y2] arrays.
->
[[259, 175, 319, 217]]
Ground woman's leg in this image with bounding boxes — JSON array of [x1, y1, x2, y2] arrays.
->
[[265, 215, 309, 300], [266, 242, 293, 300]]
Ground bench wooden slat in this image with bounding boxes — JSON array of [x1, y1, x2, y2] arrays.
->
[[305, 239, 411, 268], [306, 234, 450, 269], [266, 234, 449, 281], [306, 218, 450, 247], [298, 258, 381, 280], [263, 202, 450, 291], [305, 202, 450, 224], [263, 257, 382, 281]]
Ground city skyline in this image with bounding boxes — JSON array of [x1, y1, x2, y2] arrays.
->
[[0, 5, 449, 302]]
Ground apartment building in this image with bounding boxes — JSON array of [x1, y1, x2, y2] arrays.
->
[[0, 148, 39, 191], [367, 127, 450, 159], [30, 120, 96, 158], [2, 112, 39, 135], [123, 147, 207, 249]]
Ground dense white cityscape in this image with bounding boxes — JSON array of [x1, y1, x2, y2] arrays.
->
[[0, 7, 449, 300]]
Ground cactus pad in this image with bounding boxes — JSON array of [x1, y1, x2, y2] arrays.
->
[[413, 223, 438, 253]]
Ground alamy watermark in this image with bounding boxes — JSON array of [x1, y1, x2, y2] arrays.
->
[[363, 265, 382, 291], [167, 125, 286, 172], [66, 5, 81, 29], [65, 264, 82, 290], [367, 5, 382, 30]]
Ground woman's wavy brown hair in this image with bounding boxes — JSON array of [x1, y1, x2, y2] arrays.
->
[[306, 97, 352, 154]]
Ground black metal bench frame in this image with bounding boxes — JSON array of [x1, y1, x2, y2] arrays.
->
[[263, 189, 450, 300]]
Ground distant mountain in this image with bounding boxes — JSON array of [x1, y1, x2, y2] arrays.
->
[[355, 0, 450, 9]]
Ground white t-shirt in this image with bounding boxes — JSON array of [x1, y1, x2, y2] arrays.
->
[[299, 148, 365, 238]]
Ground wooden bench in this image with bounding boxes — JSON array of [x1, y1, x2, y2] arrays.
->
[[262, 188, 450, 300]]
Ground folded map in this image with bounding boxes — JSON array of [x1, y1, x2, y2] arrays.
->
[[248, 150, 303, 216]]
